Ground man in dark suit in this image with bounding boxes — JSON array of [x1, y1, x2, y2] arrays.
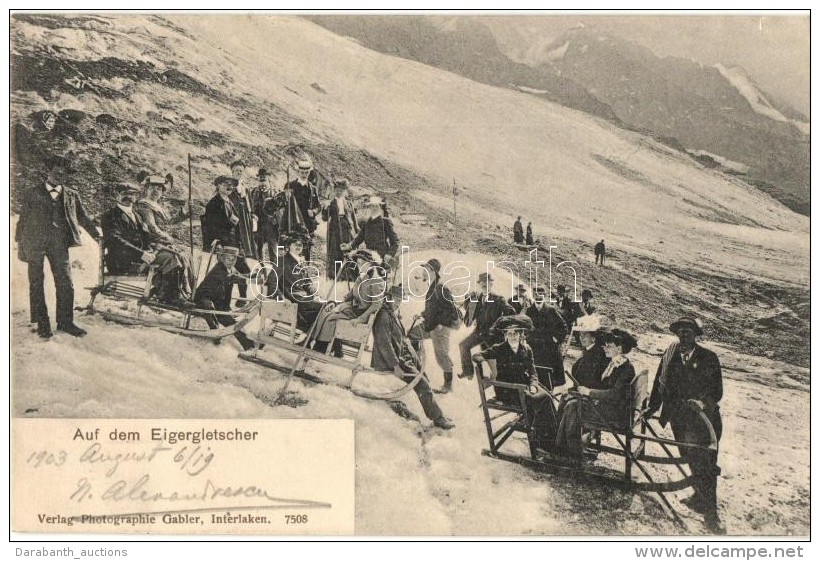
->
[[100, 183, 189, 307], [458, 272, 514, 380], [525, 286, 569, 389], [194, 246, 255, 351], [285, 159, 322, 261], [15, 154, 100, 338], [513, 216, 524, 244], [594, 239, 606, 266], [648, 317, 725, 534]]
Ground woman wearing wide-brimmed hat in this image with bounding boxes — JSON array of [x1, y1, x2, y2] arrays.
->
[[310, 248, 386, 355], [555, 327, 639, 463]]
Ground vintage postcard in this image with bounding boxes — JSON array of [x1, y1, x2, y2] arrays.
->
[[9, 12, 809, 539]]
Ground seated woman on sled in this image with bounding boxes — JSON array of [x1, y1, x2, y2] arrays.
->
[[555, 327, 638, 463], [311, 248, 387, 356], [100, 182, 193, 308], [472, 314, 558, 451], [264, 231, 324, 334]]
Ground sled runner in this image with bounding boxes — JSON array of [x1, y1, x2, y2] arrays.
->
[[475, 361, 718, 526], [85, 240, 259, 339], [238, 299, 423, 400]]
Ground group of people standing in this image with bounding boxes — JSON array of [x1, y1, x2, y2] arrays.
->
[[513, 216, 534, 246]]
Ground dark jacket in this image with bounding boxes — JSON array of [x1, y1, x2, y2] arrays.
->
[[100, 206, 154, 275], [587, 357, 636, 426], [465, 292, 514, 341], [525, 302, 568, 387], [478, 341, 537, 405], [513, 220, 524, 244], [322, 197, 358, 278], [594, 241, 606, 255], [349, 216, 400, 260], [371, 304, 419, 373], [194, 261, 245, 310], [250, 186, 279, 237], [16, 182, 98, 259], [421, 279, 459, 332], [202, 194, 240, 250], [572, 343, 610, 389], [649, 344, 723, 430], [271, 251, 316, 303], [286, 179, 321, 233]]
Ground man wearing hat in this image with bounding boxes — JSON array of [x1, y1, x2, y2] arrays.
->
[[407, 258, 460, 394], [284, 159, 322, 261], [250, 168, 280, 262], [342, 195, 400, 268], [372, 284, 455, 430], [525, 286, 569, 389], [510, 283, 532, 314], [570, 315, 611, 389], [203, 175, 253, 302], [648, 317, 725, 534], [194, 246, 255, 351], [101, 182, 192, 308], [321, 178, 359, 280], [15, 154, 101, 338], [458, 272, 514, 380]]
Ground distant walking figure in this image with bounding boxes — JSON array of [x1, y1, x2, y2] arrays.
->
[[513, 216, 524, 244], [594, 239, 606, 266], [526, 222, 534, 246]]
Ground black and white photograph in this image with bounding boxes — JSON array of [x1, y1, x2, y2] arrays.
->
[[9, 11, 810, 539]]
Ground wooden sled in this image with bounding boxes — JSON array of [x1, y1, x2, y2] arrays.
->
[[85, 241, 260, 340], [238, 299, 423, 401], [475, 362, 719, 527]]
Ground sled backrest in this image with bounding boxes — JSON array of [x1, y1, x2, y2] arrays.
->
[[259, 299, 299, 343], [328, 314, 376, 365]]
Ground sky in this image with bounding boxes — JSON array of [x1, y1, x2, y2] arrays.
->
[[483, 14, 809, 117]]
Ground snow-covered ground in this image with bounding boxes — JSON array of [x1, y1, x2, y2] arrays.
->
[[11, 232, 809, 536]]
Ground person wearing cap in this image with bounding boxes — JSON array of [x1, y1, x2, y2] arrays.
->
[[310, 248, 386, 355], [203, 175, 253, 302], [193, 246, 255, 351], [407, 258, 460, 394], [101, 182, 192, 308], [372, 284, 455, 430], [513, 216, 524, 245], [525, 286, 569, 389], [342, 195, 400, 268], [510, 283, 532, 314], [648, 317, 724, 533], [284, 159, 322, 261], [15, 154, 101, 338], [322, 178, 359, 280], [570, 315, 610, 389], [555, 328, 639, 463], [228, 160, 258, 260], [267, 231, 324, 333], [250, 168, 280, 262], [458, 272, 515, 380], [526, 221, 534, 246], [594, 239, 606, 266]]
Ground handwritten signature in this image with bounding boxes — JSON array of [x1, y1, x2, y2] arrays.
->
[[70, 474, 328, 509]]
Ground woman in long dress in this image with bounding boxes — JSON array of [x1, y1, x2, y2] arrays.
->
[[322, 178, 359, 280], [133, 174, 196, 302], [311, 249, 386, 355]]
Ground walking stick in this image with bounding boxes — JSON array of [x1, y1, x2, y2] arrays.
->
[[275, 254, 351, 403], [187, 154, 194, 263]]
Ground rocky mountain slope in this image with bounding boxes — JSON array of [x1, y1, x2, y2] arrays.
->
[[535, 27, 810, 215]]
